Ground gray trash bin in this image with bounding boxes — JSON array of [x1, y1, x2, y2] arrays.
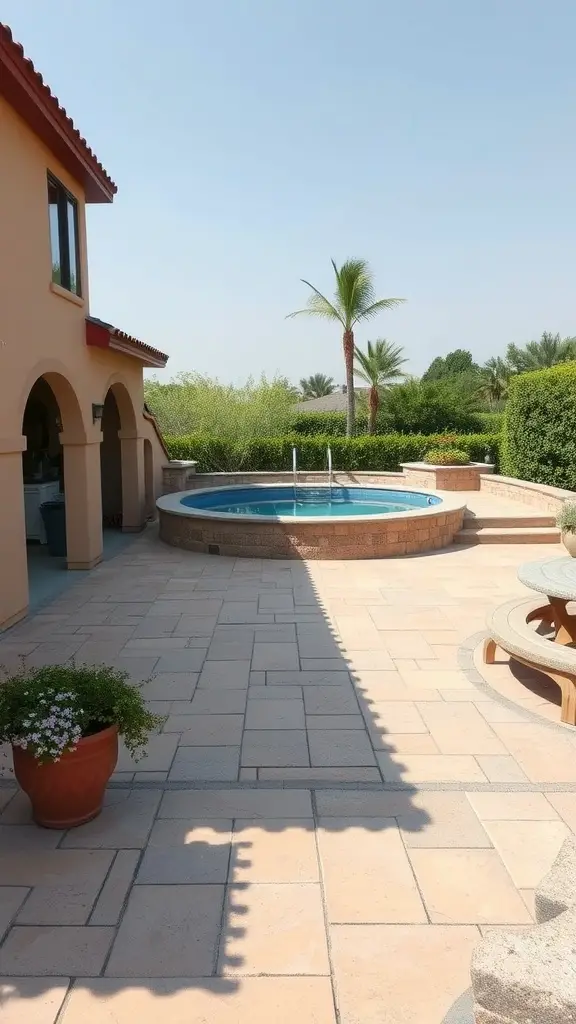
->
[[40, 497, 67, 557]]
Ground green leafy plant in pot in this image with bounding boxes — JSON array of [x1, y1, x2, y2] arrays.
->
[[0, 663, 163, 828], [423, 448, 470, 466], [556, 501, 576, 557], [423, 433, 471, 467]]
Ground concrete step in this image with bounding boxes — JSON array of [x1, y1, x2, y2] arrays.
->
[[455, 526, 561, 544], [463, 514, 556, 529]]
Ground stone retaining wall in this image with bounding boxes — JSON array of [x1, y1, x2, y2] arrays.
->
[[161, 468, 406, 495], [401, 463, 494, 492], [480, 473, 576, 512], [158, 504, 464, 560]]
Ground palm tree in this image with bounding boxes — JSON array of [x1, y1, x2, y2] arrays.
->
[[506, 332, 576, 374], [287, 259, 405, 436], [480, 357, 510, 406], [299, 374, 337, 399], [353, 339, 407, 433]]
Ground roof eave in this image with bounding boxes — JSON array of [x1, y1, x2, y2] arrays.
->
[[0, 24, 117, 203], [109, 335, 168, 369]]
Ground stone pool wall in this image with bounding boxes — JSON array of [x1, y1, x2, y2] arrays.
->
[[158, 504, 465, 560]]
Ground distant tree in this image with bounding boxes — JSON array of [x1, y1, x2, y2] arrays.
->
[[353, 339, 407, 433], [422, 349, 479, 381], [505, 332, 576, 374], [287, 259, 405, 436], [479, 357, 510, 406], [299, 374, 337, 399], [380, 377, 482, 434]]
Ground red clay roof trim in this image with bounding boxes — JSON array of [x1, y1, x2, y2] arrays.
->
[[86, 317, 169, 368], [0, 23, 117, 202]]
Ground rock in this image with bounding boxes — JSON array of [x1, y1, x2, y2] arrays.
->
[[535, 836, 576, 924], [473, 1009, 515, 1024], [471, 908, 576, 1024]]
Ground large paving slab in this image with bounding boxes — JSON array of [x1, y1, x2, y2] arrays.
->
[[1, 528, 575, 1022]]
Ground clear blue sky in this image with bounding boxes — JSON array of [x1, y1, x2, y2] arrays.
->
[[4, 0, 576, 383]]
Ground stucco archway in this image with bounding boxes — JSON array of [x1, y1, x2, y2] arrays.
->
[[100, 378, 145, 533], [19, 370, 103, 623]]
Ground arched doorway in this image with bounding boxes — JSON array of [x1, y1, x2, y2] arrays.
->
[[20, 371, 94, 612], [100, 381, 145, 533], [100, 390, 123, 528], [22, 379, 65, 568]]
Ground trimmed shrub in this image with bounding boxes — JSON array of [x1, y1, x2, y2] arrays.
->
[[501, 363, 576, 488], [424, 448, 470, 466], [291, 412, 367, 436], [164, 432, 500, 473], [474, 410, 505, 433]]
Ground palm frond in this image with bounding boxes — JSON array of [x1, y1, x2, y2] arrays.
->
[[286, 280, 343, 324], [353, 345, 374, 385], [355, 298, 406, 325], [353, 337, 407, 388], [332, 258, 376, 327]]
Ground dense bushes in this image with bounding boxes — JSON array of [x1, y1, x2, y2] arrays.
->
[[474, 411, 504, 433], [165, 432, 500, 473], [292, 412, 367, 436], [377, 378, 483, 434], [501, 364, 576, 488], [294, 379, 494, 436]]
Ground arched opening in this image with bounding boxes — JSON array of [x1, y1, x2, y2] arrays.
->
[[144, 438, 154, 520], [100, 389, 123, 529], [21, 376, 71, 606], [100, 381, 145, 535]]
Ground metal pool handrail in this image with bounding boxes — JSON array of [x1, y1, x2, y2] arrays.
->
[[327, 446, 333, 501], [292, 446, 298, 496]]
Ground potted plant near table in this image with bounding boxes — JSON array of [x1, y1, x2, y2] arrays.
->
[[556, 501, 576, 557], [0, 663, 163, 829]]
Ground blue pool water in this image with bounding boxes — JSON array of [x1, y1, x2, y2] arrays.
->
[[180, 486, 441, 518]]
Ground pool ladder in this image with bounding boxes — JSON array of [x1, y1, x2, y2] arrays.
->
[[292, 446, 333, 504]]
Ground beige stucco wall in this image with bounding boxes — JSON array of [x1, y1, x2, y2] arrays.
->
[[0, 96, 166, 629]]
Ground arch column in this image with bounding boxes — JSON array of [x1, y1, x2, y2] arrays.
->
[[60, 433, 103, 569], [118, 429, 146, 532], [0, 435, 28, 629]]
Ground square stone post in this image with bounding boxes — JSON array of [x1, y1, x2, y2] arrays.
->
[[0, 436, 28, 629], [62, 438, 103, 569], [119, 431, 145, 532]]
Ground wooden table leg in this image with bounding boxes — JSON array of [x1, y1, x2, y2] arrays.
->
[[548, 597, 576, 645]]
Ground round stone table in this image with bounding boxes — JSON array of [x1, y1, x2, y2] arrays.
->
[[518, 555, 576, 645]]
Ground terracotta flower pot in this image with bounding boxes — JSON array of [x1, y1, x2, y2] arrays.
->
[[12, 724, 118, 829], [562, 531, 576, 557]]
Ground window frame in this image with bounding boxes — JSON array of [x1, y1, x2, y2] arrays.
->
[[47, 173, 81, 297]]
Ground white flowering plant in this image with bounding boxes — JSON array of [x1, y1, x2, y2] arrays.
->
[[0, 663, 164, 765]]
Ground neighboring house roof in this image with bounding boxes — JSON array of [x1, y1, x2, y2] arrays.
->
[[86, 317, 169, 369], [295, 389, 369, 413], [0, 23, 116, 202]]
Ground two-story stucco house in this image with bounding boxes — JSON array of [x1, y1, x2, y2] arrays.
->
[[0, 24, 169, 631]]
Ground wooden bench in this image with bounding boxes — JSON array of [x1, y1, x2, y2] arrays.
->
[[484, 596, 576, 725]]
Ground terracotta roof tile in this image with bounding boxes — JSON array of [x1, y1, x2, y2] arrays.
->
[[0, 23, 116, 201]]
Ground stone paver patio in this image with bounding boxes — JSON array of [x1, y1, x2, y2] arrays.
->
[[1, 524, 575, 1023]]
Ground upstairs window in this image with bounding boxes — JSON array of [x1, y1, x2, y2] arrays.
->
[[48, 175, 81, 296]]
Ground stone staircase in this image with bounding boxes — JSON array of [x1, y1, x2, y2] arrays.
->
[[455, 512, 560, 545]]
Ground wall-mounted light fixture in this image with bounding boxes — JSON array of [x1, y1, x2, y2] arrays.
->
[[92, 403, 105, 423]]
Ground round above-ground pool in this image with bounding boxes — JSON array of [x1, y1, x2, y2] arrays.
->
[[157, 483, 466, 560]]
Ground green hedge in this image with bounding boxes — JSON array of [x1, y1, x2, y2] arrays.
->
[[291, 409, 502, 437], [501, 364, 576, 488], [474, 411, 505, 433], [165, 432, 500, 473], [291, 412, 366, 436]]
